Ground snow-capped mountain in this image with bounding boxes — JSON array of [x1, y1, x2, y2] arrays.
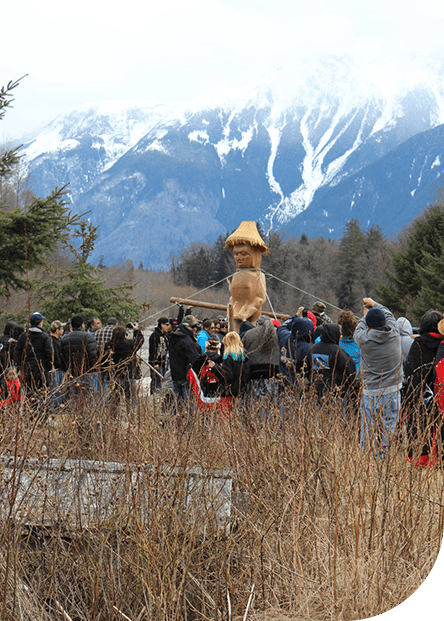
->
[[22, 100, 180, 203], [20, 55, 444, 269]]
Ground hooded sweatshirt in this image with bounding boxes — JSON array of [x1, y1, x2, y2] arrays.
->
[[168, 324, 202, 381], [241, 315, 280, 379], [354, 303, 402, 396], [397, 317, 415, 366], [311, 323, 356, 396], [277, 316, 313, 383]]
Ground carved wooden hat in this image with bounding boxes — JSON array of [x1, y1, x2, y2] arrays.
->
[[224, 221, 269, 253]]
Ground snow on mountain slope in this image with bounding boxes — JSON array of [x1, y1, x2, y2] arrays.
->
[[18, 54, 444, 268], [20, 100, 180, 201]]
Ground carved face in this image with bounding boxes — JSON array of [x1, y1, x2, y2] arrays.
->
[[232, 243, 262, 269]]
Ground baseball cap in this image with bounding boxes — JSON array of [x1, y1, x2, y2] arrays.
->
[[30, 312, 45, 325], [50, 320, 66, 332]]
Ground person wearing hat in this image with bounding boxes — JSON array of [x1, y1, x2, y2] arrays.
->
[[14, 312, 53, 395], [168, 315, 202, 407], [148, 317, 171, 393], [311, 301, 333, 328], [353, 297, 402, 456]]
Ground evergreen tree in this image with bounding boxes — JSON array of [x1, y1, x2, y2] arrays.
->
[[0, 79, 79, 296], [171, 238, 234, 290], [413, 236, 444, 316], [0, 80, 20, 178], [33, 220, 143, 323], [211, 234, 234, 286], [335, 219, 366, 312], [262, 231, 291, 299], [379, 201, 444, 320], [362, 224, 388, 297]]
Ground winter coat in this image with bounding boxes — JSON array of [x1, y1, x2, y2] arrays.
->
[[148, 327, 168, 368], [50, 335, 63, 370], [339, 336, 361, 371], [354, 303, 402, 396], [277, 316, 314, 384], [403, 332, 444, 403], [14, 327, 53, 382], [106, 329, 144, 379], [241, 315, 280, 379], [311, 323, 356, 397], [60, 328, 98, 375], [168, 324, 202, 381], [403, 331, 444, 457], [211, 352, 251, 397]]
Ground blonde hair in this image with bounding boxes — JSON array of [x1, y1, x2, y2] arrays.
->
[[222, 331, 245, 358]]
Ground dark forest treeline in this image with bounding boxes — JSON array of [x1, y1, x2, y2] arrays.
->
[[170, 220, 391, 318], [169, 199, 444, 323]]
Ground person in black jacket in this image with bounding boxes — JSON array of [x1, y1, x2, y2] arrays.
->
[[277, 316, 314, 388], [311, 322, 357, 399], [60, 315, 98, 398], [168, 315, 202, 403], [148, 317, 170, 394], [0, 321, 18, 375], [105, 323, 144, 413], [403, 309, 444, 464], [190, 335, 223, 397], [208, 331, 250, 398], [14, 312, 53, 395]]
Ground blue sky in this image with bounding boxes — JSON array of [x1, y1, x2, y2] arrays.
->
[[2, 0, 444, 141]]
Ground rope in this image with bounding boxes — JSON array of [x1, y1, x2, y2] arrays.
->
[[265, 290, 278, 320], [261, 270, 343, 313], [142, 269, 341, 326], [140, 273, 235, 326]]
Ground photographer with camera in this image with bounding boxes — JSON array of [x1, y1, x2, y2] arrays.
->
[[354, 297, 402, 456]]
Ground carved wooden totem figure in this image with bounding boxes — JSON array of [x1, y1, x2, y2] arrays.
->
[[224, 221, 269, 332]]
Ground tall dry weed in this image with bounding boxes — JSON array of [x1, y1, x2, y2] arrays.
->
[[0, 381, 442, 620]]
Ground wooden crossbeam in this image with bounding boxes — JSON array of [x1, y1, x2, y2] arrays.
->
[[170, 297, 290, 321]]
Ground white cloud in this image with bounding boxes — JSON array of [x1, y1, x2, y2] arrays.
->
[[2, 0, 444, 140]]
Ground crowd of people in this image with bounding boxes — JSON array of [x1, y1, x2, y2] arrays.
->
[[0, 312, 144, 413], [148, 300, 444, 463], [1, 299, 444, 464]]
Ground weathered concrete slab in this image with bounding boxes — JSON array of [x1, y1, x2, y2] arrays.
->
[[0, 456, 233, 530]]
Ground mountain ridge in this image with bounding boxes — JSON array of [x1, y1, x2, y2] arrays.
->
[[18, 55, 444, 269]]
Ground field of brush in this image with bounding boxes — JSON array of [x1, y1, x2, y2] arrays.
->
[[0, 380, 442, 621]]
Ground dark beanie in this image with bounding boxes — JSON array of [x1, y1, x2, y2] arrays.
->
[[365, 308, 386, 328]]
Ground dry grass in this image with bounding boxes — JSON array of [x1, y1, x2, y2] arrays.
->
[[0, 382, 442, 621]]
